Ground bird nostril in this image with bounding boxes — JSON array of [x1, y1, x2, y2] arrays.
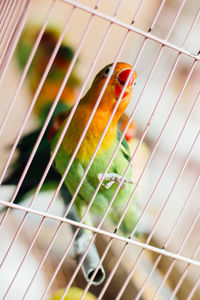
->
[[117, 68, 134, 86]]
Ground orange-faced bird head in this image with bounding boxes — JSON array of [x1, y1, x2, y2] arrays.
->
[[82, 62, 137, 122]]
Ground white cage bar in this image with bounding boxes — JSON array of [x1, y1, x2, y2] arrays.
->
[[0, 0, 200, 299]]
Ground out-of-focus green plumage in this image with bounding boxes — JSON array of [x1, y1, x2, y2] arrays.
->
[[3, 26, 81, 207], [15, 25, 81, 123], [16, 27, 74, 71], [4, 116, 61, 204]]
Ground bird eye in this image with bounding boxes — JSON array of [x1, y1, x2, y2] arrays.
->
[[104, 66, 112, 77]]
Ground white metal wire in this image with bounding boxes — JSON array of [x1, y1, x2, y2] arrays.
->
[[57, 1, 199, 297], [90, 4, 200, 300], [0, 0, 54, 133], [0, 0, 32, 85], [0, 198, 200, 268], [0, 0, 200, 299], [60, 0, 200, 61]]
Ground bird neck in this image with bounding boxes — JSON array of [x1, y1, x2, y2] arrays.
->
[[80, 82, 129, 124]]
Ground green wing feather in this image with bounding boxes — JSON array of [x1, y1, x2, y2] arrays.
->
[[117, 127, 131, 163], [3, 127, 60, 204], [52, 122, 139, 236], [3, 102, 72, 206]]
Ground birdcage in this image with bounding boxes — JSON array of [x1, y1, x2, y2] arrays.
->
[[0, 0, 200, 299]]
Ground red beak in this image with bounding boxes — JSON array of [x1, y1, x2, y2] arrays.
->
[[117, 68, 135, 86], [115, 68, 136, 98]]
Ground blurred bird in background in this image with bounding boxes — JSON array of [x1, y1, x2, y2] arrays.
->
[[16, 25, 80, 123], [3, 25, 80, 205], [49, 287, 97, 300]]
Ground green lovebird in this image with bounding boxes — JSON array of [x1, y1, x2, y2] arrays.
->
[[51, 62, 139, 236]]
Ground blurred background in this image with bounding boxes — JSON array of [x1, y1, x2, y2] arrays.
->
[[0, 0, 200, 299]]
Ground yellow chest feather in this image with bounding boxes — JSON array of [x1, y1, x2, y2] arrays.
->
[[61, 107, 116, 162]]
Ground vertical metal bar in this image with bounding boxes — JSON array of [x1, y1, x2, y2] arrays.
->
[[187, 274, 200, 300], [97, 2, 198, 299], [0, 2, 78, 257], [0, 0, 9, 23], [40, 0, 175, 296], [148, 0, 167, 32], [136, 124, 200, 299], [0, 0, 20, 49], [0, 0, 54, 133], [131, 0, 145, 24], [0, 0, 7, 18], [0, 0, 12, 30], [169, 240, 200, 300], [116, 7, 200, 291], [147, 181, 200, 299], [0, 0, 33, 83], [115, 59, 197, 300], [1, 0, 119, 297], [79, 1, 171, 299], [0, 6, 77, 227]]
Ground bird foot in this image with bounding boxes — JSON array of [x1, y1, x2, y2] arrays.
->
[[98, 173, 134, 189], [71, 233, 91, 258]]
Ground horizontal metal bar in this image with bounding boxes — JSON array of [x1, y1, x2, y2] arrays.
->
[[60, 0, 200, 61], [0, 198, 200, 269]]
